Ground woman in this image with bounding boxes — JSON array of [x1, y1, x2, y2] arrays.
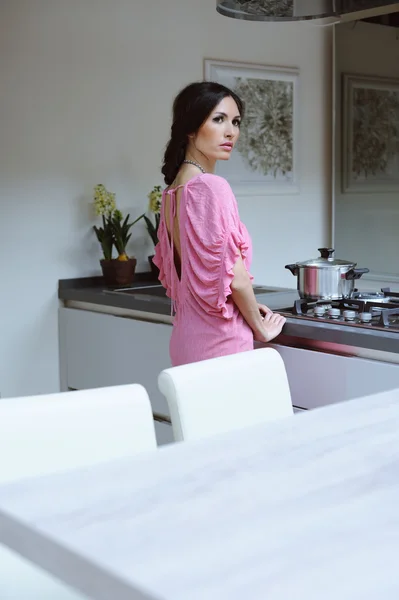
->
[[153, 81, 286, 366]]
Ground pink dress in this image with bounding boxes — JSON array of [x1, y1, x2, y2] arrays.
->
[[153, 173, 254, 366]]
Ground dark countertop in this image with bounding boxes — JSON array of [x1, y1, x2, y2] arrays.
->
[[59, 275, 174, 317], [59, 277, 399, 357]]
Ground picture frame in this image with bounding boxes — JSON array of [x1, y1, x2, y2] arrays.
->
[[204, 59, 299, 196], [342, 73, 399, 193]]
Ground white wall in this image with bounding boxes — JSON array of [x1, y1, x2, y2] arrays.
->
[[0, 0, 332, 398], [334, 21, 399, 286]]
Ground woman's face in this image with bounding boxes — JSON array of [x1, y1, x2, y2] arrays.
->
[[191, 96, 241, 163]]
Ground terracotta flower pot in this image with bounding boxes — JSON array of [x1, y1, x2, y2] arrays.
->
[[100, 258, 137, 286], [148, 255, 160, 280]]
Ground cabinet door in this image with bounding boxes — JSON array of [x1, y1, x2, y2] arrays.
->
[[272, 343, 399, 410], [59, 308, 172, 415]]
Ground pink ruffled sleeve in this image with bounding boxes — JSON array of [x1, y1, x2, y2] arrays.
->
[[184, 174, 253, 319]]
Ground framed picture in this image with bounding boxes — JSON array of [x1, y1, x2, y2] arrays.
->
[[342, 73, 399, 193], [204, 59, 299, 196]]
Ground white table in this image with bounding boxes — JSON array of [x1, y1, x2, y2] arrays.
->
[[1, 389, 399, 600]]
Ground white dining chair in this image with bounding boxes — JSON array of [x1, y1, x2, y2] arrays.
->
[[158, 347, 293, 443], [0, 383, 157, 599]]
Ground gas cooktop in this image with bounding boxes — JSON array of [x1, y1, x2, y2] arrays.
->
[[279, 288, 399, 332]]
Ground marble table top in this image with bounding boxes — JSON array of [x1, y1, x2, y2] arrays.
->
[[1, 389, 399, 600]]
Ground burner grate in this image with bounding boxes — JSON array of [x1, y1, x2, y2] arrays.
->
[[290, 288, 399, 330]]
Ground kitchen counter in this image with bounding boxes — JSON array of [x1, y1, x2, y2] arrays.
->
[[58, 277, 399, 359], [58, 276, 298, 317], [58, 276, 399, 443]]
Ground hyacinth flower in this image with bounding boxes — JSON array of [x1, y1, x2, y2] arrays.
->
[[92, 184, 143, 261], [143, 185, 162, 246]]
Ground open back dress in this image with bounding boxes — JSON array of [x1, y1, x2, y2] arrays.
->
[[153, 173, 254, 366]]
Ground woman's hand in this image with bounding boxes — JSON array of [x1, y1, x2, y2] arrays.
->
[[257, 303, 272, 318], [230, 258, 285, 342], [254, 311, 286, 343]]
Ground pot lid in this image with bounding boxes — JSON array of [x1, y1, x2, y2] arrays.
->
[[296, 248, 356, 268]]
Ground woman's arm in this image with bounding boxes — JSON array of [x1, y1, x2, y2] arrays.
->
[[231, 257, 286, 343]]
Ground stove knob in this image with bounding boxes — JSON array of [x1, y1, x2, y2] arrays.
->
[[360, 312, 372, 323], [343, 310, 356, 321], [328, 308, 341, 319], [314, 305, 326, 317]]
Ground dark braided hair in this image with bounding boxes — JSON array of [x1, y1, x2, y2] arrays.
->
[[161, 81, 244, 186]]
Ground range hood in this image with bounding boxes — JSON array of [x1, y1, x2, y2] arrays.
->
[[216, 1, 399, 24]]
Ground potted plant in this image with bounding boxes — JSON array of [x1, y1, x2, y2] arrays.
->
[[143, 185, 162, 278], [92, 184, 143, 286]]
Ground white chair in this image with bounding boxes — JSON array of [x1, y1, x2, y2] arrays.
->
[[0, 384, 157, 599], [158, 347, 293, 442]]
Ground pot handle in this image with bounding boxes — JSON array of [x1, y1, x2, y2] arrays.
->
[[285, 264, 299, 276], [318, 247, 335, 259], [345, 268, 369, 281]]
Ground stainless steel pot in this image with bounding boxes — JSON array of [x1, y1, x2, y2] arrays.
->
[[285, 248, 369, 301]]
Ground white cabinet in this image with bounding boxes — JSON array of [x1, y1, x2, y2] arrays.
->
[[272, 343, 399, 410], [59, 307, 172, 418], [60, 307, 399, 444]]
